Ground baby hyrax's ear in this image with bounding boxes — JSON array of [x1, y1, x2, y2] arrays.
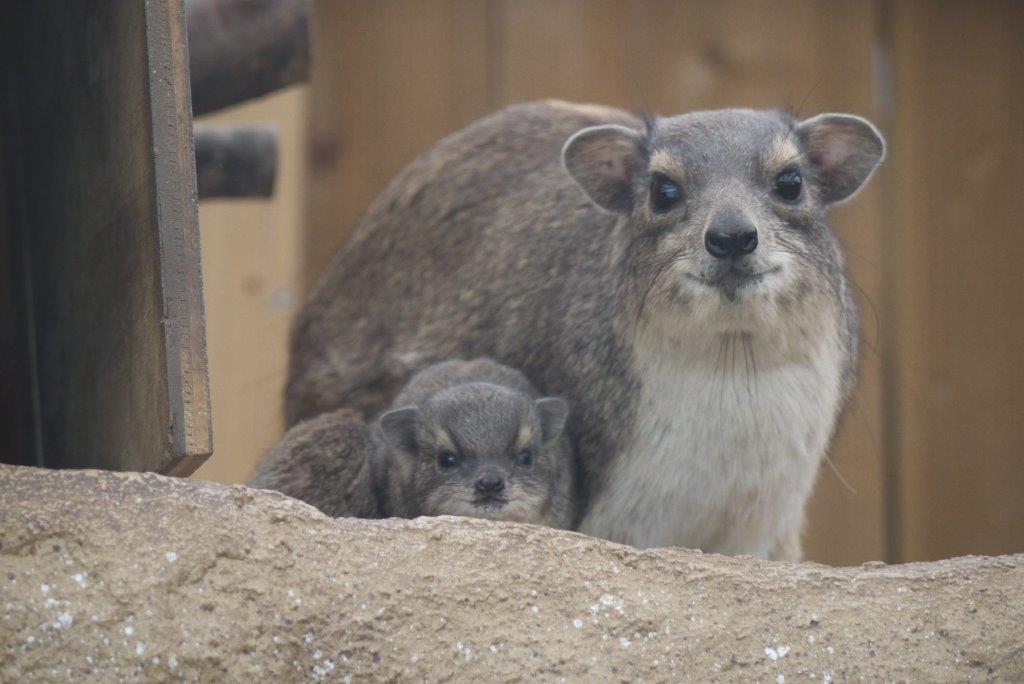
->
[[379, 406, 419, 456], [535, 397, 569, 444], [562, 125, 646, 213], [798, 113, 886, 204]]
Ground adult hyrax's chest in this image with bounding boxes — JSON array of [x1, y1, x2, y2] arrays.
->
[[579, 334, 844, 555]]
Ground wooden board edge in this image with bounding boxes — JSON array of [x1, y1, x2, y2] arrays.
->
[[145, 0, 214, 474]]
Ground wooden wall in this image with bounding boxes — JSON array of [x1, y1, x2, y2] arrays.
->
[[191, 87, 307, 485], [887, 1, 1024, 562], [0, 0, 211, 475], [199, 0, 1023, 566]]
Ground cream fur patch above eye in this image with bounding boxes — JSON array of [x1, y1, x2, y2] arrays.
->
[[434, 430, 456, 454], [765, 137, 802, 172], [515, 422, 533, 451], [648, 149, 687, 181]]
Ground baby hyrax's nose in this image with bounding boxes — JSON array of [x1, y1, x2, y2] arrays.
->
[[705, 210, 758, 259], [475, 474, 506, 494]]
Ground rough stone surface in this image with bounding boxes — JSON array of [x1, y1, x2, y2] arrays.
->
[[1, 465, 1022, 682]]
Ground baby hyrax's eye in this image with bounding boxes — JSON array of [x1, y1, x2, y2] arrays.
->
[[437, 451, 458, 469], [650, 173, 683, 212], [515, 450, 533, 466], [774, 167, 803, 202]]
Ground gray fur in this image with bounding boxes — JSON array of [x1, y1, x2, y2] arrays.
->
[[284, 100, 884, 556], [373, 359, 576, 529]]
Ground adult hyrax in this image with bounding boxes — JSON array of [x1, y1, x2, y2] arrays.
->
[[374, 359, 575, 529], [288, 100, 885, 560], [248, 408, 382, 519]]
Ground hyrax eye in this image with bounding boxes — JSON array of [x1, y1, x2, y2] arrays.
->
[[437, 451, 458, 468], [515, 450, 533, 466], [650, 173, 682, 213], [774, 168, 803, 202]]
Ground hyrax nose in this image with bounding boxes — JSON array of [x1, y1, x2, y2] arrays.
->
[[705, 211, 758, 259], [475, 474, 506, 494]]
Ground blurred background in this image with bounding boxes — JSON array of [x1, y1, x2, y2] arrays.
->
[[191, 0, 1023, 567]]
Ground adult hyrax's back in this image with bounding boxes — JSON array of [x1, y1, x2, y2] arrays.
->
[[288, 100, 885, 559], [289, 101, 631, 423]]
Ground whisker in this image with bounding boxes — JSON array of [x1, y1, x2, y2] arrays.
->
[[774, 236, 881, 359], [729, 331, 740, 405], [706, 332, 727, 416], [789, 77, 823, 122], [824, 453, 857, 495], [630, 241, 695, 342]]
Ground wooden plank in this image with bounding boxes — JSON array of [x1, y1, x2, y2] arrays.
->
[[489, 0, 636, 107], [888, 0, 1024, 561], [186, 0, 310, 116], [147, 0, 213, 475], [491, 0, 886, 566], [0, 0, 211, 474], [303, 0, 490, 291], [0, 140, 38, 468]]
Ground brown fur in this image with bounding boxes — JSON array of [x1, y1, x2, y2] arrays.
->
[[248, 408, 380, 518]]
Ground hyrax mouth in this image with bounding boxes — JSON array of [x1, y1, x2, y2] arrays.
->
[[472, 496, 509, 511], [687, 264, 781, 301]]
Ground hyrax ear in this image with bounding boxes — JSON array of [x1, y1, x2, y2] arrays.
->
[[798, 113, 886, 204], [562, 125, 646, 213], [535, 397, 568, 444], [379, 406, 419, 456]]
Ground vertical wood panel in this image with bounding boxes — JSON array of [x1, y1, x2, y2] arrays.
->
[[490, 0, 636, 105], [304, 0, 490, 291], [0, 138, 37, 467], [147, 0, 214, 475], [888, 0, 1024, 561], [0, 0, 211, 474]]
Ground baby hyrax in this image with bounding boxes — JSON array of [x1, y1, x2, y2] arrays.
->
[[373, 359, 576, 529]]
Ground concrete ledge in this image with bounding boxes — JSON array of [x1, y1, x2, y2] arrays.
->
[[1, 465, 1022, 681]]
